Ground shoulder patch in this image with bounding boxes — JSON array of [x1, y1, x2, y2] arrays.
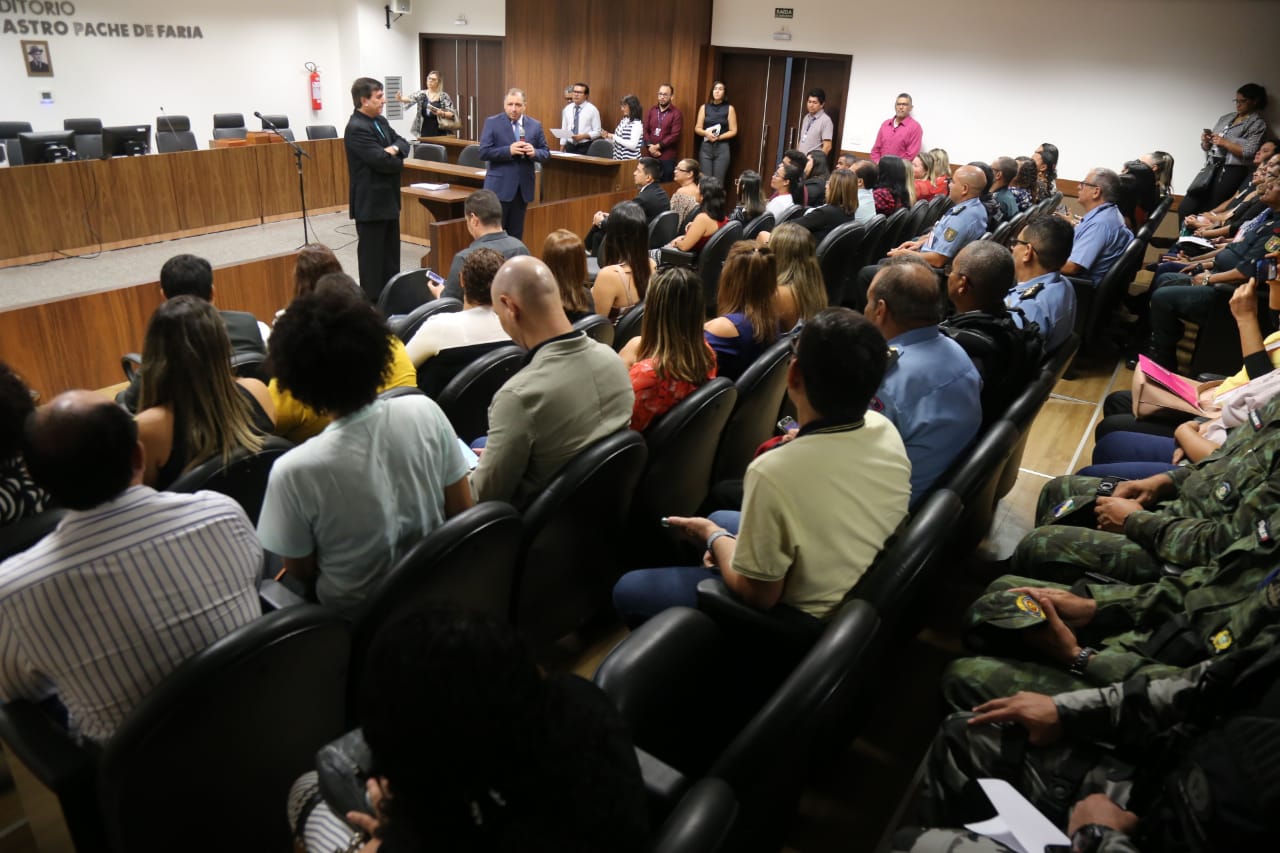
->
[[1258, 518, 1273, 544], [1211, 628, 1233, 652], [943, 227, 958, 242], [1018, 283, 1044, 300]]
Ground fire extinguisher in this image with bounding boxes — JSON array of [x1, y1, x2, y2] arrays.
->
[[307, 62, 322, 111]]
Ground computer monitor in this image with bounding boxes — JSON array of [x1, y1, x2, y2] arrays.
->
[[17, 130, 77, 165], [101, 124, 151, 158]]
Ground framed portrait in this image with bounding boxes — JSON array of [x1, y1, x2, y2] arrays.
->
[[22, 40, 53, 77]]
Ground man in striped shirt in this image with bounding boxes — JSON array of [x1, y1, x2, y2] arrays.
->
[[0, 391, 262, 743]]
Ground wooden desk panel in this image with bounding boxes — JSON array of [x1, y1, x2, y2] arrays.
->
[[87, 155, 183, 247], [165, 147, 263, 234], [0, 162, 65, 263], [258, 139, 348, 220], [414, 141, 634, 201]]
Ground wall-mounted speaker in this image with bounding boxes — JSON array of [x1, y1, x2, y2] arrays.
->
[[392, 0, 411, 13]]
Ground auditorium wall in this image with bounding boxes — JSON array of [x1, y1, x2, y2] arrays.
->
[[710, 0, 1277, 193]]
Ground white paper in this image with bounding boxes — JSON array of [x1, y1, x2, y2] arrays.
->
[[1176, 235, 1214, 250], [962, 778, 1070, 853], [705, 123, 722, 136], [410, 182, 449, 190], [550, 127, 574, 141]]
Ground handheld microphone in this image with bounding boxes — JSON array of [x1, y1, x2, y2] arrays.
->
[[517, 121, 526, 157]]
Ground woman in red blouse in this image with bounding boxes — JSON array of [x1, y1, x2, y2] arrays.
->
[[619, 267, 717, 431]]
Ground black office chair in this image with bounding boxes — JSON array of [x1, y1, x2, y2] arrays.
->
[[871, 206, 912, 261], [413, 142, 447, 162], [650, 777, 738, 853], [0, 605, 350, 853], [649, 210, 680, 248], [938, 420, 1021, 554], [710, 336, 794, 484], [630, 378, 737, 566], [211, 112, 248, 140], [0, 508, 66, 562], [988, 220, 1013, 246], [1000, 210, 1029, 245], [742, 213, 775, 240], [0, 121, 32, 165], [388, 296, 462, 342], [814, 219, 866, 306], [1076, 236, 1147, 354], [458, 143, 484, 167], [63, 118, 103, 160], [573, 313, 616, 347], [614, 302, 645, 352], [258, 113, 294, 141], [587, 138, 614, 158], [155, 115, 197, 153], [512, 430, 648, 644], [435, 345, 525, 442], [347, 502, 522, 717], [900, 200, 932, 243], [166, 436, 294, 525], [415, 339, 513, 399], [229, 350, 269, 383], [921, 194, 953, 230], [305, 124, 338, 140], [377, 268, 433, 317], [696, 220, 745, 316]]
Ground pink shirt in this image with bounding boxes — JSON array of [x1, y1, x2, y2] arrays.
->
[[870, 115, 922, 162]]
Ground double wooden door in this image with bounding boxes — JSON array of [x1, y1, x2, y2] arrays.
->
[[418, 36, 505, 141], [714, 49, 851, 180]]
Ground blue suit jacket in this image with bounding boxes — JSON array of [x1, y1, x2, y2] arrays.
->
[[479, 113, 550, 203]]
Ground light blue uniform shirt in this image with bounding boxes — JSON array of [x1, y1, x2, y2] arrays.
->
[[925, 197, 988, 260], [1068, 202, 1132, 284], [870, 325, 982, 507], [1006, 272, 1077, 353]]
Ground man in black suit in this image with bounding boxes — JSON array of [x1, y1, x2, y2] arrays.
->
[[344, 77, 410, 303], [585, 157, 670, 253]]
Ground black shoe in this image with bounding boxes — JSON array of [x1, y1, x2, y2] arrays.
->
[[1149, 235, 1175, 249]]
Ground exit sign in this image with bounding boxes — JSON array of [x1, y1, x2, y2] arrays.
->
[[775, 7, 793, 18]]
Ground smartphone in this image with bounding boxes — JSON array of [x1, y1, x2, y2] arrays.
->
[[777, 416, 797, 433], [1258, 258, 1278, 283], [426, 269, 446, 286]]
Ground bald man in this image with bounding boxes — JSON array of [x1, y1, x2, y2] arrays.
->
[[848, 165, 990, 310], [472, 256, 633, 506], [0, 391, 261, 742]]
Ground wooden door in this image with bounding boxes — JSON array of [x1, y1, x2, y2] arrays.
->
[[782, 57, 848, 160], [718, 52, 785, 179], [418, 36, 505, 140]]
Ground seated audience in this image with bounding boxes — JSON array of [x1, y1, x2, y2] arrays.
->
[[769, 223, 829, 329], [1032, 142, 1059, 203], [406, 249, 510, 366], [704, 242, 782, 380], [472, 257, 633, 506], [729, 169, 767, 225], [282, 243, 343, 313], [594, 201, 654, 322], [766, 162, 805, 218], [990, 155, 1019, 220], [1118, 158, 1159, 228], [612, 308, 910, 624], [0, 391, 261, 742], [259, 286, 473, 614], [792, 167, 859, 242], [925, 147, 952, 198], [618, 267, 717, 431], [873, 155, 914, 216], [1005, 214, 1078, 353], [967, 160, 1002, 231], [1009, 157, 1037, 212], [803, 150, 831, 207], [134, 296, 275, 490], [912, 150, 945, 201], [1140, 149, 1175, 196], [288, 608, 650, 853], [669, 158, 702, 227], [665, 176, 728, 255], [866, 258, 982, 505], [851, 158, 878, 222], [941, 241, 1044, 420], [118, 253, 268, 412], [0, 363, 49, 527], [541, 229, 595, 322], [439, 190, 529, 302], [584, 158, 669, 254]]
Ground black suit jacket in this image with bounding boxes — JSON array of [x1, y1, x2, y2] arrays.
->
[[344, 109, 410, 222], [798, 205, 854, 243], [635, 183, 670, 221]]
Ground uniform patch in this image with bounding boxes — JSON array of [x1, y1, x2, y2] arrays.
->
[[1051, 498, 1076, 519], [1018, 283, 1044, 300], [1014, 594, 1043, 618], [1259, 518, 1273, 545], [944, 227, 958, 242], [1211, 629, 1233, 652], [1250, 409, 1264, 431], [1215, 481, 1233, 501], [1267, 235, 1280, 255]]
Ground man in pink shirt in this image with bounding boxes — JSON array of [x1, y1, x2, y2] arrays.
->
[[870, 93, 922, 162]]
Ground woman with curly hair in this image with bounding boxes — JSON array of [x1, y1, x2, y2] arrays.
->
[[134, 296, 275, 490], [1032, 142, 1059, 203], [0, 362, 49, 526]]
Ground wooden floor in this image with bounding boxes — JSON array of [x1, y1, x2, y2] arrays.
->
[[0, 361, 1134, 853]]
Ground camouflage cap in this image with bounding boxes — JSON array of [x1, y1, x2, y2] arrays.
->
[[967, 590, 1049, 630]]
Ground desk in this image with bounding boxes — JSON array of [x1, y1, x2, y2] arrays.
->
[[399, 159, 491, 247], [419, 136, 635, 202], [402, 185, 476, 223]]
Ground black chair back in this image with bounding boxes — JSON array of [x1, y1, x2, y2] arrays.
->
[[458, 143, 484, 167], [389, 296, 462, 342], [1001, 210, 1029, 245], [63, 117, 103, 160], [305, 124, 338, 140], [871, 207, 911, 260], [587, 138, 614, 158], [814, 219, 866, 306], [614, 302, 645, 351], [0, 508, 67, 562], [416, 339, 513, 398], [650, 778, 738, 853], [649, 210, 680, 248], [773, 205, 805, 227], [994, 368, 1059, 500], [377, 268, 432, 316], [938, 420, 1020, 553], [922, 194, 953, 229], [573, 313, 616, 347], [901, 200, 932, 242], [211, 112, 247, 140], [155, 115, 197, 153], [228, 350, 269, 382], [845, 214, 888, 278], [435, 345, 525, 441], [514, 430, 648, 643], [0, 121, 32, 166], [97, 606, 349, 853], [413, 142, 447, 161], [1080, 237, 1147, 352], [166, 436, 294, 525], [742, 212, 774, 240], [711, 337, 794, 483], [630, 378, 737, 565], [989, 220, 1013, 246], [698, 221, 745, 315], [259, 114, 294, 141]]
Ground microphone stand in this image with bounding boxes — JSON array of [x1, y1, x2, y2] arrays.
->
[[257, 112, 313, 247]]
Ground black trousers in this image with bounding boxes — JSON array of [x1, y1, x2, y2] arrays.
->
[[500, 195, 529, 241], [356, 219, 401, 303]]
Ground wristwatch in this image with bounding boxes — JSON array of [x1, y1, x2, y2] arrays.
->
[[1070, 646, 1098, 676], [1201, 272, 1213, 286], [705, 529, 735, 552], [1070, 823, 1109, 853]]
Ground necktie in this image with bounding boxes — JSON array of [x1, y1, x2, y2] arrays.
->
[[513, 121, 520, 141], [573, 105, 580, 134]]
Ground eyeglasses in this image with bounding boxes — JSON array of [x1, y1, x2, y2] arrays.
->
[[1078, 181, 1098, 189], [1010, 239, 1033, 249]]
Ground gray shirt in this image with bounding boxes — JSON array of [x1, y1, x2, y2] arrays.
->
[[442, 231, 530, 301]]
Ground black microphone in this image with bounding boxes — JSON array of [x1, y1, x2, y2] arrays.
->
[[159, 105, 170, 133], [254, 110, 278, 132]]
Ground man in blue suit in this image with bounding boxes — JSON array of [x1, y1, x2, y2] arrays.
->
[[479, 88, 550, 240]]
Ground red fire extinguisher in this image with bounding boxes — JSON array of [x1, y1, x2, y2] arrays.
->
[[307, 62, 322, 111]]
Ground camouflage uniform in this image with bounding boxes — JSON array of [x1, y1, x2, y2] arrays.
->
[[1012, 394, 1280, 584], [943, 506, 1280, 710], [898, 626, 1280, 853]]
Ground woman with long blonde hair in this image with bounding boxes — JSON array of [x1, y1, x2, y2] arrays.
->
[[704, 242, 781, 380], [135, 296, 274, 489], [769, 223, 828, 329], [620, 267, 717, 431]]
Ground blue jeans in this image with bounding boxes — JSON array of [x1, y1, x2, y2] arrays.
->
[[1077, 431, 1178, 479], [611, 511, 740, 627]]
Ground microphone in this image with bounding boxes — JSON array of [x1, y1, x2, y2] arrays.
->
[[517, 120, 527, 158], [254, 110, 281, 134], [159, 105, 170, 133]]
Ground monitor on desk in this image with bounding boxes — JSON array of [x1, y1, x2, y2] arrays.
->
[[101, 125, 151, 158], [17, 130, 77, 165]]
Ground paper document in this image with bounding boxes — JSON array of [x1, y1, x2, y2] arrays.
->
[[410, 182, 449, 191], [1176, 235, 1214, 251], [963, 779, 1070, 853], [550, 128, 573, 141], [1137, 355, 1200, 408], [705, 123, 722, 136]]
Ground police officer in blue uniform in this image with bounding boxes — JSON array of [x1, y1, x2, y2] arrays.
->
[[1006, 215, 1078, 353], [865, 257, 982, 507]]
